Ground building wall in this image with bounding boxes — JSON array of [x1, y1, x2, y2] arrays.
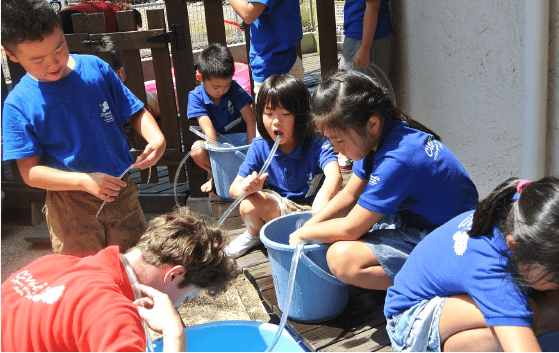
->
[[391, 0, 559, 198]]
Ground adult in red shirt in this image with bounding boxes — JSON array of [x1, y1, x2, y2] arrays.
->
[[1, 207, 239, 352], [57, 1, 142, 34]]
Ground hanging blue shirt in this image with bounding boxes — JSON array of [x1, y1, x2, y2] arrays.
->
[[352, 118, 478, 230], [238, 136, 337, 202], [2, 54, 143, 177], [344, 0, 393, 40], [187, 80, 253, 134], [384, 210, 533, 328], [248, 0, 303, 82]]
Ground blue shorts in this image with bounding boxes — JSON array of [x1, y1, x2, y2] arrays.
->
[[386, 296, 448, 352], [361, 214, 429, 282]]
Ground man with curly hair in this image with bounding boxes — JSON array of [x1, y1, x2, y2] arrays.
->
[[1, 207, 240, 352]]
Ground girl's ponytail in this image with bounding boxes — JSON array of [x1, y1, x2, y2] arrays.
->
[[468, 177, 520, 237]]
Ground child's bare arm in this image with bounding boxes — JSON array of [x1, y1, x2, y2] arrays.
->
[[128, 108, 166, 170], [239, 104, 256, 143], [311, 160, 342, 215], [196, 115, 219, 143], [492, 326, 541, 352], [229, 172, 268, 199], [229, 0, 267, 24], [16, 157, 127, 202]]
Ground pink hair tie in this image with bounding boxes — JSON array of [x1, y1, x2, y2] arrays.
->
[[517, 179, 531, 193]]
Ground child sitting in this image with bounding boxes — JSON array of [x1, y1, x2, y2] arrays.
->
[[384, 177, 559, 351], [225, 74, 342, 258], [290, 70, 479, 290], [187, 43, 256, 194]]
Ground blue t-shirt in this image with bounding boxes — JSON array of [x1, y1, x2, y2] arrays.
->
[[2, 54, 144, 177], [352, 118, 478, 230], [248, 0, 303, 82], [238, 136, 337, 202], [344, 0, 393, 40], [187, 80, 253, 135], [384, 211, 533, 328]]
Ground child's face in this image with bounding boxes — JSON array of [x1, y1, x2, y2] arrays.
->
[[517, 263, 558, 291], [202, 76, 232, 101], [322, 127, 374, 162], [262, 102, 296, 149], [4, 27, 71, 83]]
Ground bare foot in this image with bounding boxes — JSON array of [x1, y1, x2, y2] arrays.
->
[[201, 178, 214, 193]]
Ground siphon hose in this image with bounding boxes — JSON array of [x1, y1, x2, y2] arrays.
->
[[215, 133, 282, 227]]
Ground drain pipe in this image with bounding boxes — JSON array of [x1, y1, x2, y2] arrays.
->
[[522, 0, 549, 180]]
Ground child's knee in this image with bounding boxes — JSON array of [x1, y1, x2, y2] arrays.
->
[[326, 242, 356, 278]]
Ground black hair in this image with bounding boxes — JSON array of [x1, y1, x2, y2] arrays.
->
[[254, 74, 315, 144], [1, 0, 62, 54], [311, 70, 441, 141], [133, 9, 143, 29], [468, 176, 559, 287], [197, 43, 235, 81]]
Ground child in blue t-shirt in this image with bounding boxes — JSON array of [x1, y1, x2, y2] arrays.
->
[[384, 177, 559, 351], [187, 43, 256, 193], [290, 70, 479, 290], [1, 0, 166, 257], [224, 74, 342, 258]]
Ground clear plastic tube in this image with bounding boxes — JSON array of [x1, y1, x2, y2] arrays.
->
[[266, 240, 307, 352], [120, 255, 154, 352], [216, 134, 282, 227]]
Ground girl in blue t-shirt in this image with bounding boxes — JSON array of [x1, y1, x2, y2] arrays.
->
[[290, 70, 479, 290], [384, 177, 559, 351], [224, 74, 342, 258]]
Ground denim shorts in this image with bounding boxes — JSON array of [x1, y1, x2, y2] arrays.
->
[[361, 214, 430, 282], [386, 296, 448, 352]]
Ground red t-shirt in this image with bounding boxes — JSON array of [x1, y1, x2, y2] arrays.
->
[[59, 2, 124, 32], [1, 246, 146, 351]]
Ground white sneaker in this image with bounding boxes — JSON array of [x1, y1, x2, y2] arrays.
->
[[224, 231, 261, 258]]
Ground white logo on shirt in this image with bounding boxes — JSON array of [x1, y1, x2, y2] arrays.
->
[[369, 175, 380, 186], [228, 100, 235, 115], [10, 270, 65, 304], [453, 230, 470, 256], [100, 101, 115, 123], [425, 136, 442, 160]]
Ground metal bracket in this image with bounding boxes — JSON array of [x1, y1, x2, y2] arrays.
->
[[146, 24, 186, 49], [82, 38, 105, 47]]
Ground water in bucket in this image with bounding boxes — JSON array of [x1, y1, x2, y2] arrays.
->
[[260, 212, 349, 323], [151, 321, 307, 352]]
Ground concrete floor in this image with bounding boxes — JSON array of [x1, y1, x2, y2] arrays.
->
[[1, 214, 272, 331]]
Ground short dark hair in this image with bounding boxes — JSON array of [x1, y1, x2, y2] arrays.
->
[[255, 74, 315, 145], [197, 43, 235, 80], [1, 0, 62, 54]]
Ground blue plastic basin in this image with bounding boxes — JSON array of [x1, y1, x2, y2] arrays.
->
[[151, 320, 307, 352], [260, 212, 349, 323], [205, 133, 249, 201]]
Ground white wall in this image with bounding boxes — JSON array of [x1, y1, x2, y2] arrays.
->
[[391, 0, 559, 198]]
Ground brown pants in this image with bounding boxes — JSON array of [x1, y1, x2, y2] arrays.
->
[[45, 175, 147, 257]]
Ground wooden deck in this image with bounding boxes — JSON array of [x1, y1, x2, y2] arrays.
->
[[213, 169, 393, 352]]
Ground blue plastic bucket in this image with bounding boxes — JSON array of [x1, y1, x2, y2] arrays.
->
[[205, 133, 249, 201], [151, 320, 307, 352], [260, 212, 350, 323]]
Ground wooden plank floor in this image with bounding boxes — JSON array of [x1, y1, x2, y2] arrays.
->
[[212, 169, 393, 352]]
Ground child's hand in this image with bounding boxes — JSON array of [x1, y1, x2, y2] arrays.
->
[[289, 229, 305, 246], [134, 139, 166, 170], [241, 171, 268, 195], [83, 172, 127, 202]]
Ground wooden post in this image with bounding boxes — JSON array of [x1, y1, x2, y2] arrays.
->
[[165, 0, 208, 199], [315, 1, 338, 77], [204, 0, 227, 45]]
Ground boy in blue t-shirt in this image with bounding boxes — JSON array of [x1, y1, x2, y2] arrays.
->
[[1, 0, 166, 257], [187, 43, 256, 193]]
